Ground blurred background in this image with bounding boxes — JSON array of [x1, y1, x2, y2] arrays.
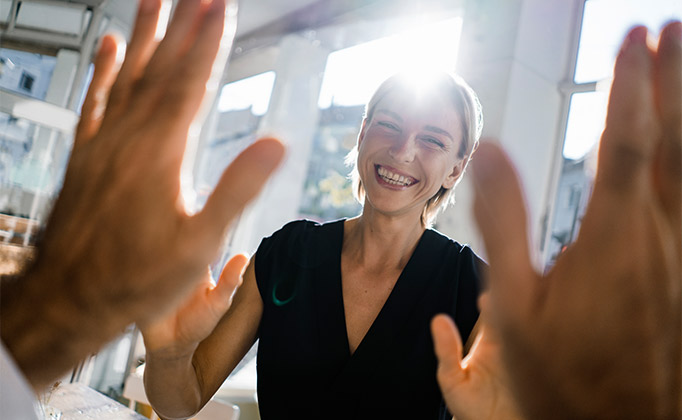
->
[[1, 0, 680, 418]]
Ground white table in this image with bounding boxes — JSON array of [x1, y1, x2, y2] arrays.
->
[[43, 383, 147, 420]]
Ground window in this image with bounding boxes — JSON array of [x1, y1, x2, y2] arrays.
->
[[545, 0, 682, 266], [193, 71, 277, 209], [19, 71, 35, 92], [575, 0, 681, 83], [217, 71, 276, 115], [0, 48, 57, 100]]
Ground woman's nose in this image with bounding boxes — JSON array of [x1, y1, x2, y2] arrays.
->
[[388, 134, 417, 163]]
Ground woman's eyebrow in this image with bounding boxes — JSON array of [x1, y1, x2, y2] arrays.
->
[[375, 109, 403, 121], [424, 125, 454, 141]]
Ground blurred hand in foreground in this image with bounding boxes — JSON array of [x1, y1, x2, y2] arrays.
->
[[0, 0, 284, 390], [434, 21, 680, 419]]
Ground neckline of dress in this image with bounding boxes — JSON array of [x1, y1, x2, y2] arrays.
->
[[334, 218, 432, 359]]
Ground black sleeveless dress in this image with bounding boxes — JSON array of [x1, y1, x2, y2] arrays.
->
[[254, 219, 483, 420]]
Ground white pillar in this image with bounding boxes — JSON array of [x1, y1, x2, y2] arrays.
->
[[45, 49, 80, 107], [437, 0, 526, 254], [231, 34, 330, 254], [438, 0, 578, 267], [496, 0, 579, 266]]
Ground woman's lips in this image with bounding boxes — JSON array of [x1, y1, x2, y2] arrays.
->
[[375, 164, 418, 187]]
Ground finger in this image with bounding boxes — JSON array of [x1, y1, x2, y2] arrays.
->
[[653, 21, 682, 231], [193, 138, 285, 245], [595, 26, 656, 197], [110, 0, 163, 95], [471, 142, 536, 313], [153, 0, 227, 130], [431, 314, 464, 383], [74, 34, 121, 147], [207, 254, 248, 311], [143, 0, 204, 79]]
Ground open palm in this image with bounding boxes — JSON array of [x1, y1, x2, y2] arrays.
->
[[432, 314, 524, 420], [140, 254, 248, 354]]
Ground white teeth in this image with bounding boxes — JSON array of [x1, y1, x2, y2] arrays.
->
[[377, 166, 414, 186]]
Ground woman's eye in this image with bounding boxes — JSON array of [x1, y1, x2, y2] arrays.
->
[[421, 136, 444, 148], [378, 121, 400, 131]]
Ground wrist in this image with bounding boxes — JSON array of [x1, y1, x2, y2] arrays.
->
[[143, 338, 199, 362], [0, 263, 124, 390]]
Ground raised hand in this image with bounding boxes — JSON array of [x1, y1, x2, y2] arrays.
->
[[1, 0, 284, 390], [470, 23, 681, 419], [140, 254, 248, 355], [432, 315, 524, 420]]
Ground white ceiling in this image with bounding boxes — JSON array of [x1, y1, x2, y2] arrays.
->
[[98, 0, 331, 38], [236, 0, 321, 35], [3, 0, 461, 55]]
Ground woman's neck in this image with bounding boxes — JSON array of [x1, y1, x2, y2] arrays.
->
[[343, 209, 426, 272]]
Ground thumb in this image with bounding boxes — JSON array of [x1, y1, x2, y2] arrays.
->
[[194, 137, 285, 246], [207, 254, 249, 312], [431, 314, 465, 391]]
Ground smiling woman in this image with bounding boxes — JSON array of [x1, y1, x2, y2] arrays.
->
[[348, 71, 483, 226]]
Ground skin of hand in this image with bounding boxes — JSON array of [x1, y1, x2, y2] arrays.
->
[[431, 316, 525, 420], [139, 254, 248, 355], [0, 0, 284, 391], [433, 22, 681, 419], [141, 257, 263, 419]]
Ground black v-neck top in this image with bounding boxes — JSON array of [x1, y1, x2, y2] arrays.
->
[[254, 219, 483, 420]]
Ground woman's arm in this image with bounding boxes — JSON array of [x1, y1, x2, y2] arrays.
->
[[142, 257, 262, 419]]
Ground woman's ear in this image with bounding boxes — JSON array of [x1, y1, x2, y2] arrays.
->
[[442, 159, 465, 189]]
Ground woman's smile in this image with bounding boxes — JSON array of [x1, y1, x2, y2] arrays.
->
[[374, 164, 419, 189]]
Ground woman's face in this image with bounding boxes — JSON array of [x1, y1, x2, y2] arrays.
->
[[357, 90, 465, 220]]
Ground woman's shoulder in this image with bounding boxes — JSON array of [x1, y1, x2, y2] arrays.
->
[[256, 218, 345, 264], [424, 228, 487, 266], [423, 229, 486, 306], [267, 218, 344, 241]]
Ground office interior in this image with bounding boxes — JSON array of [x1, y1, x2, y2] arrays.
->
[[1, 0, 680, 418]]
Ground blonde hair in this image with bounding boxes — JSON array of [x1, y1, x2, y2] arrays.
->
[[346, 71, 484, 226]]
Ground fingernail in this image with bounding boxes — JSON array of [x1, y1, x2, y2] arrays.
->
[[662, 21, 682, 43]]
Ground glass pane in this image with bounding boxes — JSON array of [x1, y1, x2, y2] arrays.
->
[[298, 105, 364, 221], [548, 92, 606, 267], [0, 48, 57, 100], [194, 72, 277, 206], [317, 17, 462, 108], [575, 0, 682, 83], [217, 71, 276, 115], [0, 111, 72, 247], [562, 91, 607, 160], [546, 155, 596, 267]]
